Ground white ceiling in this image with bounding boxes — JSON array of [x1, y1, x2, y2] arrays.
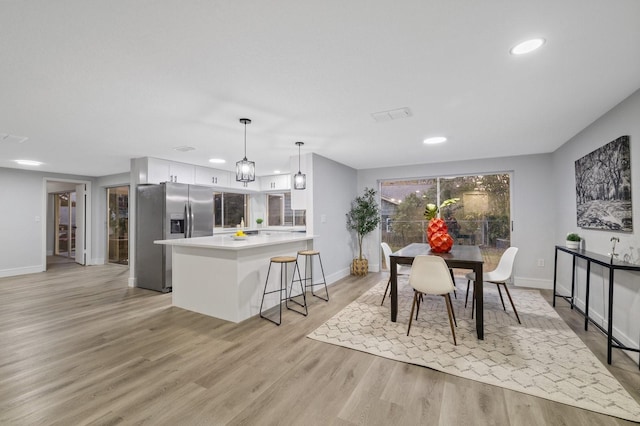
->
[[1, 1, 639, 177]]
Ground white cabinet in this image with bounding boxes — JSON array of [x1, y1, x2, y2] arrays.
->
[[194, 166, 230, 187], [228, 175, 260, 191], [145, 158, 195, 184], [260, 174, 291, 191]]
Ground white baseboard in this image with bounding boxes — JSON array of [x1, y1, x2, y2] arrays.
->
[[326, 267, 350, 285], [514, 276, 553, 289], [0, 265, 44, 278], [128, 277, 136, 287]]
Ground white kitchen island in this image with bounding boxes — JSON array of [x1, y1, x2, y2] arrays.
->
[[155, 232, 314, 322]]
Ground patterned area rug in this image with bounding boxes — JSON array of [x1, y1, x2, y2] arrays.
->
[[308, 278, 640, 422]]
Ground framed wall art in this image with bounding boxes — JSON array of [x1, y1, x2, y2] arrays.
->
[[575, 135, 632, 231]]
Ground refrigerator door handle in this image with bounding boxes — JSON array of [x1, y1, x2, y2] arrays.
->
[[184, 203, 190, 238], [189, 203, 195, 238]]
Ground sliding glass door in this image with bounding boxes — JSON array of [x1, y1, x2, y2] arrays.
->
[[381, 173, 511, 271]]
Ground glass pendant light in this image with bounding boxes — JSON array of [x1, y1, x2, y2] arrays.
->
[[235, 118, 255, 186], [293, 141, 306, 190]]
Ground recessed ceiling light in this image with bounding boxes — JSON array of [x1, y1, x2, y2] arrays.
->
[[208, 158, 226, 164], [15, 159, 42, 166], [510, 38, 545, 55], [423, 136, 447, 145], [273, 170, 281, 174]]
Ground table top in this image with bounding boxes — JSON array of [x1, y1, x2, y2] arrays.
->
[[555, 245, 640, 271], [154, 233, 314, 251], [391, 243, 484, 264]]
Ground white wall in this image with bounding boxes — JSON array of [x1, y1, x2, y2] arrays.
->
[[0, 167, 96, 277], [311, 154, 358, 283], [552, 88, 640, 361], [357, 154, 556, 288]]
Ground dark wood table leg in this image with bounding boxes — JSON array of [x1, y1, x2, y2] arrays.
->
[[390, 257, 398, 322], [474, 263, 484, 340]]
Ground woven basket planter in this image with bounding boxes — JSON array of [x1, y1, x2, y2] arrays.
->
[[351, 258, 369, 276]]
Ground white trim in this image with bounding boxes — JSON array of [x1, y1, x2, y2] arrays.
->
[[326, 267, 350, 285], [0, 265, 43, 278], [514, 275, 553, 289]]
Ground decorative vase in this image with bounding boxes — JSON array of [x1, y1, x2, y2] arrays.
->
[[351, 258, 368, 276], [427, 218, 454, 253]]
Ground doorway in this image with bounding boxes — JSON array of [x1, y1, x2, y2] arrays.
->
[[107, 186, 129, 265], [44, 179, 91, 270]]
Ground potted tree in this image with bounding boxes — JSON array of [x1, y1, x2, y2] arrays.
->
[[346, 187, 381, 276]]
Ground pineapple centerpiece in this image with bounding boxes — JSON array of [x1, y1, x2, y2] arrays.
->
[[424, 198, 459, 253]]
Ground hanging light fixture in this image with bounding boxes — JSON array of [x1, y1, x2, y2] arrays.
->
[[293, 141, 306, 190], [235, 118, 255, 186]]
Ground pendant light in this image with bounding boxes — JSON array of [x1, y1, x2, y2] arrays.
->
[[235, 118, 255, 186], [293, 141, 306, 190]]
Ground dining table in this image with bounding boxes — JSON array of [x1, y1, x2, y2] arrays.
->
[[389, 243, 485, 339]]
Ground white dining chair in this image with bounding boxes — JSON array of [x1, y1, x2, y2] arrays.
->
[[407, 255, 458, 345], [380, 242, 411, 305], [465, 246, 520, 324]]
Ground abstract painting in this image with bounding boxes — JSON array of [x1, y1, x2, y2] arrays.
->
[[575, 135, 632, 231]]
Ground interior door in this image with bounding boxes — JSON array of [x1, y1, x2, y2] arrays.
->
[[75, 183, 86, 265]]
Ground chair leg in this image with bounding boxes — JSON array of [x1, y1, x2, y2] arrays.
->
[[407, 291, 419, 336], [448, 293, 457, 327], [415, 290, 422, 320], [443, 294, 457, 345], [381, 277, 391, 305], [495, 283, 507, 311], [465, 279, 471, 308], [450, 269, 457, 299], [501, 283, 521, 324]]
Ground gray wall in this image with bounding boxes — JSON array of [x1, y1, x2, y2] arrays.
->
[[0, 167, 96, 277], [357, 154, 556, 288], [311, 154, 358, 283], [551, 88, 640, 356]]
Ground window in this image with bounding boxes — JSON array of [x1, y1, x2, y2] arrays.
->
[[267, 193, 305, 226], [214, 192, 250, 228], [381, 173, 511, 271]]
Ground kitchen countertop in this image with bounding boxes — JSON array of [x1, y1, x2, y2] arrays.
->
[[155, 232, 314, 251]]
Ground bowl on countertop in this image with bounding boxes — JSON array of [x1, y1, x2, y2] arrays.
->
[[232, 235, 248, 241]]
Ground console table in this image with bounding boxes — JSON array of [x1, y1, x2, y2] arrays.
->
[[553, 245, 640, 367]]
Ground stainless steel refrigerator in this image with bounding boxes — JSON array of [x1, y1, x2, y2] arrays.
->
[[136, 182, 214, 292]]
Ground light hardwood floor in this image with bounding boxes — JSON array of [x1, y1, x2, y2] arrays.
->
[[1, 263, 639, 425]]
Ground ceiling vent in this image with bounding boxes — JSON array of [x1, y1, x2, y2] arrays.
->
[[0, 133, 28, 144], [371, 107, 413, 123], [173, 145, 195, 152]]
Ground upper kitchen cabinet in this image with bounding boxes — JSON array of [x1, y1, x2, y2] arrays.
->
[[143, 158, 195, 184], [260, 174, 291, 192], [194, 166, 230, 187], [228, 176, 260, 192]]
